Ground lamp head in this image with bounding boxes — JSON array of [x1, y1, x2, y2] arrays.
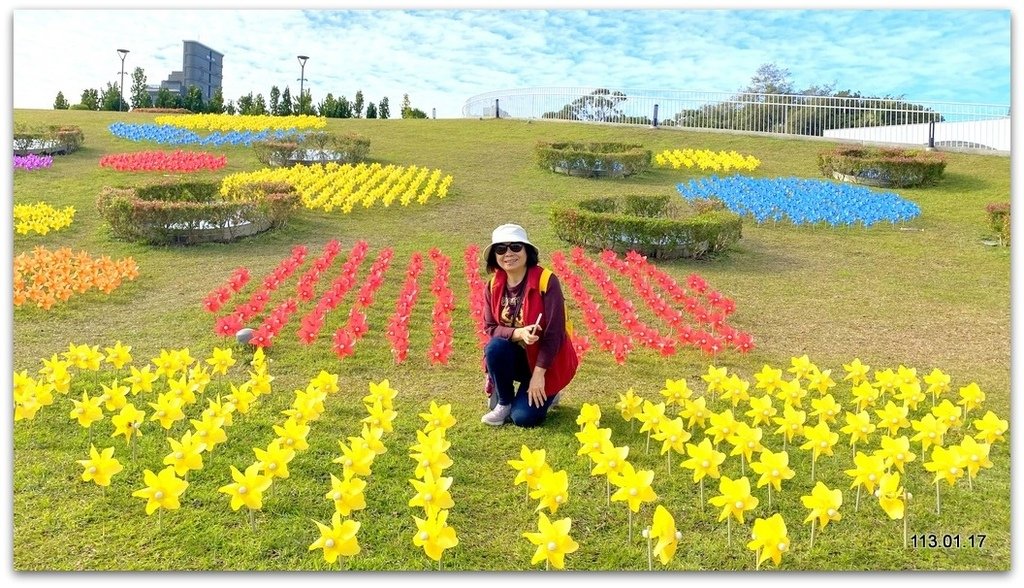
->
[[297, 55, 309, 67], [117, 48, 129, 59]]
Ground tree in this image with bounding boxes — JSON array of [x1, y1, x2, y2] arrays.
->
[[541, 88, 627, 122], [182, 85, 205, 113], [130, 67, 152, 109], [400, 93, 411, 116], [318, 93, 339, 118], [365, 102, 377, 119], [254, 94, 268, 116], [53, 91, 69, 110], [280, 87, 293, 116], [378, 97, 390, 119], [269, 86, 281, 116], [224, 100, 236, 116], [741, 63, 795, 96], [99, 82, 122, 111], [154, 88, 177, 108], [207, 87, 225, 114], [79, 88, 100, 111], [400, 93, 427, 119], [237, 92, 255, 115], [353, 90, 364, 118], [337, 95, 352, 118]]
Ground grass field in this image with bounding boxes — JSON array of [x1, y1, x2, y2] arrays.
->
[[10, 109, 1011, 571]]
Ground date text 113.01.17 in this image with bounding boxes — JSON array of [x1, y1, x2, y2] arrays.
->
[[909, 534, 986, 548]]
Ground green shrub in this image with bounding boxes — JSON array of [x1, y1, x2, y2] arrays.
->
[[817, 145, 947, 188], [535, 141, 652, 178], [253, 131, 370, 167], [96, 180, 298, 245], [12, 124, 85, 155], [985, 202, 1010, 246], [550, 194, 741, 259]]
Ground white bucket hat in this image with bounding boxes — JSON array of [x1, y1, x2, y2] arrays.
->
[[484, 223, 538, 260]]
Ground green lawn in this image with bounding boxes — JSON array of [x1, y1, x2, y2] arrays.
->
[[11, 109, 1011, 571]]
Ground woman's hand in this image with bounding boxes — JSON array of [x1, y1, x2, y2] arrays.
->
[[527, 370, 547, 407], [513, 325, 542, 346]]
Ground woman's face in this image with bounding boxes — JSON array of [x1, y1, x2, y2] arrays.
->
[[494, 242, 527, 273]]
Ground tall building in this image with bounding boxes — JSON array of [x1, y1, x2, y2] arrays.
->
[[148, 40, 223, 103]]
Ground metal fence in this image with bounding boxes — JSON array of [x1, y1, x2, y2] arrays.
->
[[462, 87, 1010, 154]]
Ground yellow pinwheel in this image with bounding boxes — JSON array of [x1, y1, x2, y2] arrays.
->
[[718, 374, 751, 407], [801, 481, 842, 548], [362, 398, 397, 433], [772, 404, 807, 450], [680, 396, 710, 430], [309, 511, 361, 564], [523, 512, 579, 570], [749, 449, 794, 508], [845, 451, 886, 511], [775, 377, 807, 409], [910, 414, 948, 453], [111, 402, 146, 445], [647, 505, 681, 566], [575, 422, 613, 459], [219, 463, 273, 511], [840, 410, 876, 451], [708, 475, 758, 547], [205, 346, 236, 376], [309, 370, 340, 395], [103, 341, 133, 370], [364, 379, 398, 410], [681, 437, 726, 484], [842, 358, 871, 385], [924, 445, 967, 514], [576, 402, 602, 430], [148, 393, 185, 430], [745, 394, 777, 427], [274, 417, 311, 452], [659, 378, 692, 407], [875, 400, 910, 437], [77, 444, 124, 487], [787, 354, 816, 382], [69, 391, 105, 429], [701, 365, 729, 395], [615, 388, 644, 425], [753, 364, 785, 395], [726, 421, 763, 472], [805, 367, 836, 396], [955, 436, 992, 488], [126, 364, 158, 395], [923, 368, 951, 404], [748, 513, 789, 569], [191, 414, 228, 453], [325, 471, 367, 516], [413, 508, 459, 563], [408, 470, 455, 516], [809, 393, 842, 425], [850, 381, 880, 412], [875, 471, 905, 520], [530, 469, 570, 514], [956, 382, 985, 419], [418, 400, 457, 434], [705, 408, 739, 446], [972, 410, 1007, 444], [254, 438, 296, 480], [508, 445, 551, 495], [163, 431, 206, 477], [873, 435, 916, 473], [334, 438, 375, 479], [98, 378, 130, 412], [800, 421, 838, 481], [610, 461, 657, 514], [131, 466, 189, 515]]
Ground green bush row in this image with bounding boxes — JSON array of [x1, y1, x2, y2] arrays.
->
[[13, 124, 85, 155], [96, 181, 298, 246], [253, 131, 371, 167], [550, 194, 742, 259], [817, 145, 947, 188], [535, 141, 652, 178]]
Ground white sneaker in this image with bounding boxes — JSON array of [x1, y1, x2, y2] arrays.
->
[[481, 403, 512, 426]]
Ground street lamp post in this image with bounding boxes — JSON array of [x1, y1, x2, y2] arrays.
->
[[117, 48, 130, 112], [297, 55, 309, 115]]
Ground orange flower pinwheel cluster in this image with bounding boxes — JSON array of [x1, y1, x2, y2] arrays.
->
[[13, 201, 75, 235], [13, 246, 138, 310]]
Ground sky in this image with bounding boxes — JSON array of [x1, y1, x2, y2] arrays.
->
[[8, 2, 1014, 119]]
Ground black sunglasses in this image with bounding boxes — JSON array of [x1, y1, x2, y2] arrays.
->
[[494, 242, 525, 255]]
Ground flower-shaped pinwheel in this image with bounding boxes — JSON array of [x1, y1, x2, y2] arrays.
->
[[575, 423, 613, 460], [750, 449, 794, 508], [576, 402, 602, 430], [163, 431, 206, 477], [636, 400, 669, 453], [409, 470, 455, 516], [610, 461, 658, 514], [787, 355, 816, 382], [254, 438, 296, 480], [875, 471, 905, 520], [809, 393, 841, 425], [840, 410, 876, 452], [413, 508, 459, 564], [99, 379, 129, 412], [772, 404, 807, 450], [364, 379, 399, 410], [127, 364, 159, 395], [334, 438, 376, 479], [708, 475, 758, 546], [726, 421, 763, 472], [362, 398, 397, 434], [931, 399, 963, 432], [719, 374, 751, 407], [801, 481, 842, 548], [850, 381, 880, 412], [508, 445, 552, 497], [680, 396, 710, 430], [956, 382, 985, 419], [705, 408, 739, 446], [70, 391, 105, 429], [219, 463, 273, 512], [418, 400, 457, 434], [78, 444, 124, 487], [923, 368, 950, 404], [660, 378, 692, 407], [746, 394, 777, 427], [701, 365, 729, 395], [191, 414, 228, 453], [653, 416, 691, 467], [842, 358, 871, 385], [111, 402, 146, 445], [103, 341, 133, 369], [523, 512, 579, 570], [326, 471, 367, 516], [748, 513, 789, 569], [973, 411, 1007, 444], [131, 466, 189, 515], [647, 505, 682, 567], [875, 401, 910, 437], [616, 388, 645, 427], [845, 451, 887, 511], [775, 377, 807, 409], [530, 468, 570, 514], [205, 346, 236, 376], [805, 367, 836, 396], [148, 393, 186, 430], [910, 414, 948, 453], [800, 421, 838, 481], [409, 428, 453, 481], [753, 364, 785, 395], [956, 436, 992, 488], [274, 417, 311, 452], [309, 511, 361, 564], [681, 437, 727, 491]]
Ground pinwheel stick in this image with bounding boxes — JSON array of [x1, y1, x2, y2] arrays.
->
[[935, 481, 941, 515], [811, 455, 817, 483], [700, 478, 705, 512], [727, 517, 732, 547], [767, 484, 772, 510], [646, 528, 653, 570], [810, 519, 816, 550], [606, 477, 611, 505], [903, 489, 910, 548], [856, 486, 861, 512], [740, 454, 745, 476], [628, 509, 633, 543]]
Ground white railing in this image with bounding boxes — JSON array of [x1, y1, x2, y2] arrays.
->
[[462, 87, 1010, 154]]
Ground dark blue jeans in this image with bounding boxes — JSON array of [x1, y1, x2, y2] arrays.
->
[[484, 337, 555, 427]]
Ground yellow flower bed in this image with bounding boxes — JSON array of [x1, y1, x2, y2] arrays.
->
[[655, 148, 761, 172], [220, 162, 454, 214], [153, 113, 327, 132], [14, 201, 75, 235]]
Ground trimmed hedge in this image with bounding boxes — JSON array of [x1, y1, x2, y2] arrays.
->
[[96, 180, 298, 245], [13, 124, 85, 155], [550, 194, 742, 259], [253, 131, 370, 167], [535, 141, 652, 178], [818, 145, 947, 188]]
